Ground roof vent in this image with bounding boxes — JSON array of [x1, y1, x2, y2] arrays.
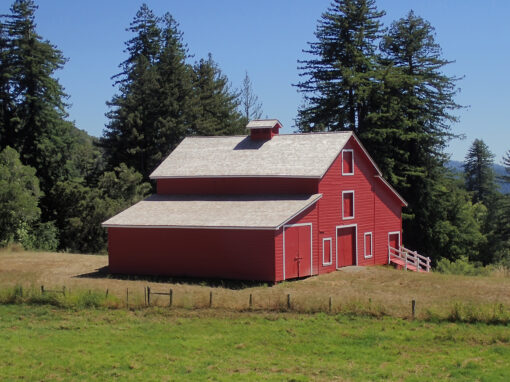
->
[[247, 119, 282, 140]]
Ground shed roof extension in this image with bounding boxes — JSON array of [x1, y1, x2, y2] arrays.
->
[[150, 132, 352, 179], [102, 194, 322, 230]]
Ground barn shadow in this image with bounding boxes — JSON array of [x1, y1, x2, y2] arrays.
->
[[74, 266, 273, 290]]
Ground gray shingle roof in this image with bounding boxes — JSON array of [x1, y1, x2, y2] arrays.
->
[[246, 119, 282, 129], [102, 194, 322, 230], [150, 132, 352, 179]]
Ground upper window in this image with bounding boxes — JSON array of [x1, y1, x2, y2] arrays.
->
[[322, 238, 332, 266], [364, 232, 373, 258], [342, 191, 354, 219], [342, 149, 354, 175]]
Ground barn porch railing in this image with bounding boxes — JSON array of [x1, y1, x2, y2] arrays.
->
[[388, 246, 431, 273]]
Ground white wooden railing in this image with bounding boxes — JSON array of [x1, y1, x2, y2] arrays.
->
[[388, 246, 431, 272]]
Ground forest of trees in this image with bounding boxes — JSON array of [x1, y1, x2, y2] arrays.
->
[[0, 0, 509, 268]]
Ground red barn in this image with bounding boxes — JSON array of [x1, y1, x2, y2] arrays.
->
[[103, 119, 409, 281]]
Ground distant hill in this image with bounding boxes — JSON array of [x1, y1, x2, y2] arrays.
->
[[447, 160, 509, 194]]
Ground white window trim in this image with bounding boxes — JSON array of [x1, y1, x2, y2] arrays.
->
[[342, 149, 354, 175], [387, 231, 401, 264], [364, 232, 373, 259], [282, 223, 313, 280], [322, 237, 333, 266], [342, 190, 355, 220], [335, 224, 358, 269]]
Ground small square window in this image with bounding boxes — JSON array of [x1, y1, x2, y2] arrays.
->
[[342, 149, 354, 175], [322, 238, 332, 266], [342, 191, 354, 219], [364, 232, 373, 258]]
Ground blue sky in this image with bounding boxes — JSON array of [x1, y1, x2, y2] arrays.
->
[[2, 0, 509, 162]]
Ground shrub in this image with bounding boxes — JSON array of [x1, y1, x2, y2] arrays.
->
[[436, 256, 491, 276]]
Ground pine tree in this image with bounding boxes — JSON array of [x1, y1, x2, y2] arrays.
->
[[150, 12, 194, 164], [190, 54, 244, 136], [295, 0, 385, 133], [372, 11, 462, 255], [463, 139, 496, 204], [239, 71, 262, 123], [101, 4, 163, 179], [1, 0, 78, 218], [0, 21, 13, 145], [502, 150, 510, 183], [296, 4, 464, 258], [101, 6, 194, 179]]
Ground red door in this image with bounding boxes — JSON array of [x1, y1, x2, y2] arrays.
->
[[284, 225, 311, 279], [389, 233, 400, 252], [337, 226, 356, 267]]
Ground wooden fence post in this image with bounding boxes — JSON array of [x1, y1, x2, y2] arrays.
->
[[41, 285, 44, 294], [412, 299, 416, 319], [62, 286, 66, 297], [126, 288, 129, 308], [169, 289, 173, 307], [209, 291, 213, 308], [287, 294, 291, 310], [249, 293, 253, 309], [105, 289, 109, 298], [147, 286, 151, 306], [329, 297, 332, 312]]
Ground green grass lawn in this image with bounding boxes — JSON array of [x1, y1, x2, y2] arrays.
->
[[1, 305, 509, 381]]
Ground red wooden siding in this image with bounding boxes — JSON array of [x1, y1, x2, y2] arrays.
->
[[108, 227, 276, 281], [274, 203, 318, 281], [157, 177, 319, 195], [374, 178, 403, 265], [317, 136, 403, 272], [250, 128, 274, 140]]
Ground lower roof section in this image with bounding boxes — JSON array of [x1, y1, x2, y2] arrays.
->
[[102, 194, 322, 230]]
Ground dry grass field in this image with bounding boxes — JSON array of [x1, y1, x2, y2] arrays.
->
[[1, 248, 510, 319]]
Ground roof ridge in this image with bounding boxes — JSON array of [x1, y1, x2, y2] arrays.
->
[[185, 131, 352, 139]]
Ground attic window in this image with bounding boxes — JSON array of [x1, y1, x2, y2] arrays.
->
[[342, 191, 354, 220], [342, 149, 354, 175]]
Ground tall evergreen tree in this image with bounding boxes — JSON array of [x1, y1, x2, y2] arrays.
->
[[373, 11, 462, 255], [101, 4, 164, 179], [501, 150, 510, 183], [239, 71, 262, 123], [190, 54, 245, 136], [0, 21, 13, 144], [295, 0, 385, 133], [150, 12, 194, 163], [101, 6, 194, 180], [1, 0, 78, 218], [296, 5, 463, 259], [464, 139, 496, 205], [367, 11, 461, 186]]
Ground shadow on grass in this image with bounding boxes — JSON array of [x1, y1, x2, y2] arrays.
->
[[74, 266, 274, 290]]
